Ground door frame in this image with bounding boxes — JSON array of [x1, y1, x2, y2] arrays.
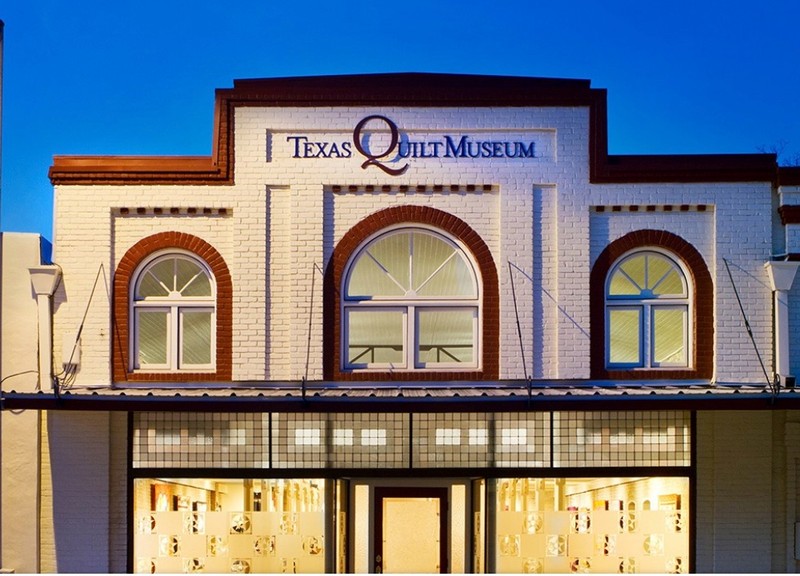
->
[[373, 486, 449, 573]]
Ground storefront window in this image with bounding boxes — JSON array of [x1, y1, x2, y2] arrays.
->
[[494, 477, 689, 574], [133, 478, 326, 574]]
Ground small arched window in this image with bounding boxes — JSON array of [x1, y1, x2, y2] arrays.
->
[[342, 227, 480, 371], [605, 250, 691, 369], [131, 252, 216, 371]]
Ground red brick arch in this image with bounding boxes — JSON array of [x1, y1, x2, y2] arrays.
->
[[324, 205, 499, 381], [113, 232, 232, 382], [590, 229, 714, 380]]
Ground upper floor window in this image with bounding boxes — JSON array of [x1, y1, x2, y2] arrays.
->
[[342, 227, 480, 371], [590, 229, 713, 381], [324, 205, 499, 381], [113, 232, 232, 383], [605, 250, 690, 369], [132, 252, 216, 371]]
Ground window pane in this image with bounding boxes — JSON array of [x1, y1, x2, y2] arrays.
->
[[493, 476, 690, 573], [416, 251, 477, 297], [618, 255, 646, 292], [609, 308, 641, 365], [137, 264, 172, 298], [181, 310, 212, 366], [413, 232, 477, 297], [347, 252, 406, 298], [177, 258, 212, 297], [366, 233, 411, 292], [608, 268, 640, 296], [151, 259, 176, 289], [137, 310, 168, 366], [346, 310, 404, 365], [651, 267, 685, 296], [653, 307, 687, 365], [417, 309, 475, 364], [645, 253, 686, 296]]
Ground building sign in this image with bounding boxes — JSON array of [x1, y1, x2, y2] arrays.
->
[[285, 115, 538, 176]]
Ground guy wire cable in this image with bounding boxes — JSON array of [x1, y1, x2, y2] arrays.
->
[[722, 257, 774, 394], [508, 261, 530, 384]]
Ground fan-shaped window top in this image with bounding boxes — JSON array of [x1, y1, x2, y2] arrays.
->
[[346, 230, 478, 300], [132, 252, 216, 371], [605, 251, 690, 369], [343, 228, 480, 371]]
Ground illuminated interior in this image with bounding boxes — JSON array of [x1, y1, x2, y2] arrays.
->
[[133, 478, 326, 574], [132, 475, 688, 573], [495, 477, 689, 574]]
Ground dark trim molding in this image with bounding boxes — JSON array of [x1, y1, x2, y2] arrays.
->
[[3, 389, 797, 413], [49, 73, 781, 186], [779, 166, 800, 186], [779, 205, 800, 225]]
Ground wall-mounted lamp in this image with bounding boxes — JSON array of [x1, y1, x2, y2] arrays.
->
[[29, 265, 61, 391]]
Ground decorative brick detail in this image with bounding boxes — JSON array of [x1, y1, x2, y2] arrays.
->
[[112, 232, 233, 382], [589, 229, 714, 380], [323, 205, 499, 381]]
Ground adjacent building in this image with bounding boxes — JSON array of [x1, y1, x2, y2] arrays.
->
[[2, 73, 800, 573]]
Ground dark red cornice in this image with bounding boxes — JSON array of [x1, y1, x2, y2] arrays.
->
[[594, 153, 779, 184], [49, 72, 782, 186], [779, 166, 800, 186], [779, 205, 800, 225]]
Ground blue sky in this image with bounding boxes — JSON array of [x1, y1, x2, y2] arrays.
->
[[2, 1, 799, 240]]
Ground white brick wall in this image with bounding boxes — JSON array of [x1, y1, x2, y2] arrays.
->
[[43, 411, 111, 572], [51, 105, 778, 386]]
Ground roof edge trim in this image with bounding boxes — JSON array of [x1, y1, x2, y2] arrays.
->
[[48, 73, 781, 186]]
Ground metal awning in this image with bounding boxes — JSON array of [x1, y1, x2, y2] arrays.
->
[[3, 380, 799, 412]]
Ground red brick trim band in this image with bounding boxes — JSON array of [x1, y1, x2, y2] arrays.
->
[[589, 230, 714, 380], [113, 232, 233, 382], [323, 205, 499, 381]]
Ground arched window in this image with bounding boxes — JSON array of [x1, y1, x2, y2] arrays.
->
[[324, 205, 499, 381], [131, 252, 216, 371], [343, 227, 480, 371], [590, 229, 713, 380], [605, 250, 690, 369]]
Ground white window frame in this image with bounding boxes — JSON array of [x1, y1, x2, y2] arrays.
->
[[605, 248, 692, 370], [130, 250, 217, 372], [342, 225, 482, 372]]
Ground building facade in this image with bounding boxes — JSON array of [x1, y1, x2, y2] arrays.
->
[[3, 73, 800, 573]]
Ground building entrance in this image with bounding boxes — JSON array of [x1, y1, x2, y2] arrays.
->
[[373, 487, 448, 573]]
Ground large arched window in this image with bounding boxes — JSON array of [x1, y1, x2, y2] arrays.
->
[[324, 205, 499, 381], [132, 251, 216, 371], [605, 250, 690, 369], [342, 227, 480, 371]]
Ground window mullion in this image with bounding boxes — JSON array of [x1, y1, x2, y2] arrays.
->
[[407, 305, 415, 369], [644, 303, 652, 368], [171, 305, 180, 370]]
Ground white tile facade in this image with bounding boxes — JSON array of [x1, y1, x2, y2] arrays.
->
[[51, 104, 779, 386]]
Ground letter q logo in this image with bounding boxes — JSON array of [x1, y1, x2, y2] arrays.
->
[[352, 115, 409, 176]]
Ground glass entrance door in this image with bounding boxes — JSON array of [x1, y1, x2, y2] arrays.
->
[[373, 487, 448, 573]]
